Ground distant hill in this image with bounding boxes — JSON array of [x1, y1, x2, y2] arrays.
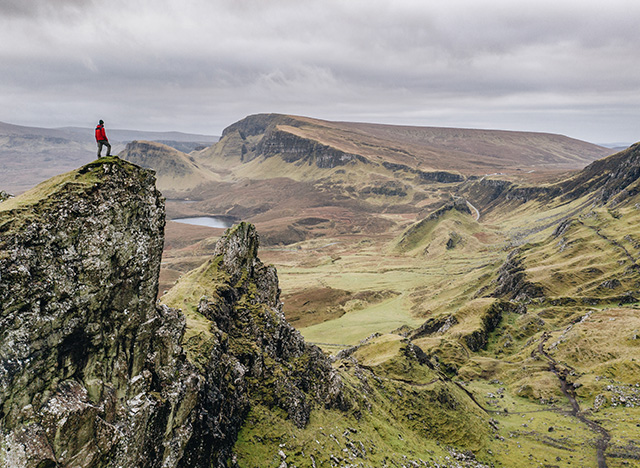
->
[[196, 113, 612, 176], [0, 121, 218, 194], [119, 141, 220, 194]]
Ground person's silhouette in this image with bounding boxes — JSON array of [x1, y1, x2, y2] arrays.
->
[[95, 120, 111, 158]]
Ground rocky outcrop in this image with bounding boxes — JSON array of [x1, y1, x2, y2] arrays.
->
[[0, 158, 201, 467], [460, 301, 519, 352], [461, 142, 640, 211], [491, 249, 545, 302], [0, 158, 347, 467], [460, 178, 557, 213], [179, 223, 349, 467], [220, 113, 287, 140], [361, 180, 408, 197], [215, 114, 370, 168], [258, 128, 367, 169], [397, 200, 472, 253], [409, 315, 459, 340], [381, 161, 464, 184], [417, 170, 465, 184], [559, 142, 640, 204]]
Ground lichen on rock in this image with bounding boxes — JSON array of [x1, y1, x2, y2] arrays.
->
[[0, 158, 348, 467], [174, 222, 349, 467], [0, 158, 201, 467]]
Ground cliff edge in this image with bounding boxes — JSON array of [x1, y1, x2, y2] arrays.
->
[[0, 157, 345, 467]]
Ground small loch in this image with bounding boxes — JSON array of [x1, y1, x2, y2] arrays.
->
[[171, 216, 235, 229]]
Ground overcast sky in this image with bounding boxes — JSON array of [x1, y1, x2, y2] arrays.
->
[[1, 0, 638, 144]]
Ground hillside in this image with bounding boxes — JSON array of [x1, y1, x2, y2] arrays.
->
[[119, 140, 220, 194], [156, 114, 612, 248], [159, 121, 640, 466], [2, 116, 639, 466], [0, 158, 500, 467], [196, 113, 611, 175], [0, 159, 347, 467], [2, 139, 640, 466]]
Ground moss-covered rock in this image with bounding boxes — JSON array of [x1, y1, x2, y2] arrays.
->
[[170, 222, 350, 466], [0, 158, 201, 467]]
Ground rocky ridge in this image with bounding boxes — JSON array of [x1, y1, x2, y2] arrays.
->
[[0, 158, 346, 467], [175, 222, 349, 467]]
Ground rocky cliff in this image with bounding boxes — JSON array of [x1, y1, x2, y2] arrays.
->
[[0, 157, 200, 467], [213, 114, 369, 169], [257, 128, 367, 169], [169, 222, 348, 467], [0, 157, 345, 467], [559, 141, 640, 204]]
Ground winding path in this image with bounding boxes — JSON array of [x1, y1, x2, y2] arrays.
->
[[466, 200, 481, 221], [537, 332, 611, 468]]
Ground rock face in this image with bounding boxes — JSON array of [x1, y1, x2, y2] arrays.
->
[[560, 142, 640, 204], [258, 128, 367, 169], [461, 142, 640, 211], [381, 162, 464, 184], [491, 249, 545, 302], [0, 157, 346, 467], [179, 223, 348, 467], [221, 114, 368, 169], [0, 158, 201, 467]]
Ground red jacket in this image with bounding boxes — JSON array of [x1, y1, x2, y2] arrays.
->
[[95, 124, 108, 142]]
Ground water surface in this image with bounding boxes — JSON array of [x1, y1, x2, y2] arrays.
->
[[172, 216, 234, 229]]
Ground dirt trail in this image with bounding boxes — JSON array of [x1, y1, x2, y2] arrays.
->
[[466, 200, 481, 221], [537, 332, 611, 468]]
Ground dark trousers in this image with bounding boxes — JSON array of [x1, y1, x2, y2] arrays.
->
[[97, 140, 111, 157]]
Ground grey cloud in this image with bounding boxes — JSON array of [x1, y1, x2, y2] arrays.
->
[[0, 0, 95, 17], [0, 0, 639, 143]]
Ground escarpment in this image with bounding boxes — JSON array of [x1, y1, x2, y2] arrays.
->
[[258, 128, 367, 168], [0, 158, 346, 467], [559, 141, 640, 204]]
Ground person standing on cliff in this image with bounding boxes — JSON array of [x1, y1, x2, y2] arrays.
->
[[95, 120, 111, 158]]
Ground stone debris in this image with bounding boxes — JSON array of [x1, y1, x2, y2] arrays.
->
[[607, 384, 640, 408]]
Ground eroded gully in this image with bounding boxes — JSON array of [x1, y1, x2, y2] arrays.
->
[[537, 332, 611, 468]]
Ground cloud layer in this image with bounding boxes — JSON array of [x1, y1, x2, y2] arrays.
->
[[1, 0, 638, 143]]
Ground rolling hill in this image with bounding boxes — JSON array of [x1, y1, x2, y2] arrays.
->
[[119, 141, 220, 195], [156, 135, 640, 466], [2, 112, 639, 466], [150, 114, 612, 247], [150, 115, 639, 466]]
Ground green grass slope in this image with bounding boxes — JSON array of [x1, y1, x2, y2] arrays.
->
[[158, 126, 640, 467]]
